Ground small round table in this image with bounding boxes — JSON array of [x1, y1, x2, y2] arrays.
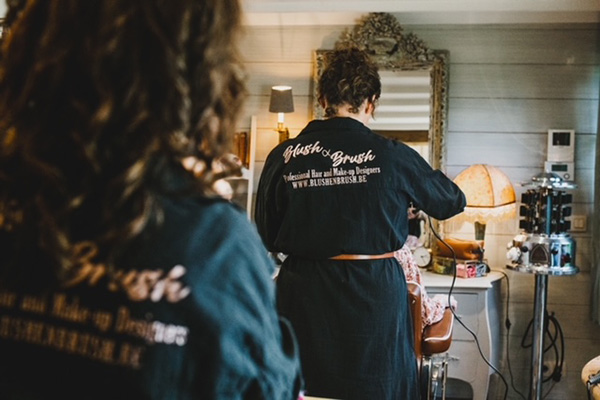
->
[[582, 355, 600, 400]]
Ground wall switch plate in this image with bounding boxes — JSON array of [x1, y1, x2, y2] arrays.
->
[[571, 215, 587, 232]]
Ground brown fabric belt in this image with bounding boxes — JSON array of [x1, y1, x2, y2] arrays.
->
[[329, 251, 397, 260]]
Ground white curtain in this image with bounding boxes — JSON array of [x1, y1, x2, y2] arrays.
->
[[593, 80, 600, 324]]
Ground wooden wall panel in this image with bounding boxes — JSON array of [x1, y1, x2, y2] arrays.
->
[[445, 132, 548, 169], [240, 26, 345, 62], [446, 132, 596, 170], [450, 64, 600, 100], [245, 62, 314, 95], [407, 24, 600, 64], [448, 98, 599, 134]]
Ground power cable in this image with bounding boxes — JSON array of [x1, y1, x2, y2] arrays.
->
[[428, 216, 510, 400], [519, 305, 566, 399], [495, 270, 527, 400]]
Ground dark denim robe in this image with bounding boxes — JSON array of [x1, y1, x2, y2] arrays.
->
[[256, 117, 465, 400], [0, 195, 301, 399]]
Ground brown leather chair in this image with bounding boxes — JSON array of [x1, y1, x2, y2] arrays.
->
[[408, 282, 454, 400]]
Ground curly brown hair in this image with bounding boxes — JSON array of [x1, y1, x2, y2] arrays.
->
[[317, 47, 381, 118], [0, 0, 246, 283]]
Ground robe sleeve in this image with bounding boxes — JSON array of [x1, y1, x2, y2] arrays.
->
[[399, 146, 466, 221], [201, 211, 303, 399], [255, 149, 286, 252]]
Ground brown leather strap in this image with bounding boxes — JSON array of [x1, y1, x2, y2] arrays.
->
[[329, 251, 397, 260]]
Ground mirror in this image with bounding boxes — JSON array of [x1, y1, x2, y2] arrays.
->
[[312, 12, 448, 170], [312, 12, 449, 249]]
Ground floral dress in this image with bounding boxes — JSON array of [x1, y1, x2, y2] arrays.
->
[[394, 244, 455, 329]]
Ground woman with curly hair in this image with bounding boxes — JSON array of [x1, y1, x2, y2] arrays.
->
[[0, 1, 301, 399], [256, 47, 465, 399]]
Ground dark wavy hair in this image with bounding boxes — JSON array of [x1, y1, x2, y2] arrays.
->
[[317, 47, 381, 118], [0, 0, 246, 284]]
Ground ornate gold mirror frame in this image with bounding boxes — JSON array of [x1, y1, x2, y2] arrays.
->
[[312, 12, 449, 250], [312, 12, 449, 172]]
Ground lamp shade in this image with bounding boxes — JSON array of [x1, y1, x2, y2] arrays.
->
[[269, 86, 294, 113], [453, 164, 516, 223]]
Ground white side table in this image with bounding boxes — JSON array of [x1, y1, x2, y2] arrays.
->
[[421, 270, 504, 400]]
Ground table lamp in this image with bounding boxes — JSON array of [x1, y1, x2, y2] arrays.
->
[[453, 164, 517, 243], [268, 85, 294, 143]]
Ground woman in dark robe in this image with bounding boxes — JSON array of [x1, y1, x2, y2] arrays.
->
[[256, 48, 466, 400], [0, 1, 301, 399]]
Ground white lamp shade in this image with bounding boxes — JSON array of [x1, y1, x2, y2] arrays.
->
[[453, 164, 517, 223]]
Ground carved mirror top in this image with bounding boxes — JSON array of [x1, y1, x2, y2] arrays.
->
[[334, 12, 438, 69]]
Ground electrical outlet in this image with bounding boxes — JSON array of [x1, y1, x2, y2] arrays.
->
[[571, 215, 587, 232]]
